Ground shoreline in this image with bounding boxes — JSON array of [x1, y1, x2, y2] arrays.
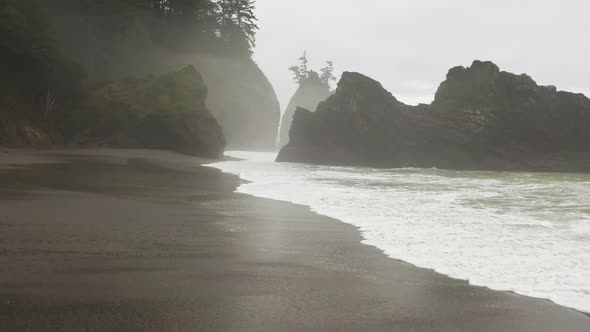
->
[[211, 151, 590, 316], [208, 168, 590, 319], [218, 188, 590, 318], [1, 149, 589, 331]]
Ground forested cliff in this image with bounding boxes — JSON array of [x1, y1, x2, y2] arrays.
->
[[0, 0, 279, 153]]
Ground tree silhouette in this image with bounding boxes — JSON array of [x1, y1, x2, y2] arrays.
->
[[218, 0, 258, 49], [289, 51, 309, 84], [289, 52, 336, 87], [320, 61, 336, 86]]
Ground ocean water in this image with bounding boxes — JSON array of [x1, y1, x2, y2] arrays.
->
[[206, 151, 590, 314]]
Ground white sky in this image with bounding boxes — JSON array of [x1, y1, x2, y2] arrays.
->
[[253, 0, 590, 110]]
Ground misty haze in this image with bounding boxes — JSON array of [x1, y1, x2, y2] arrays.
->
[[1, 1, 589, 331]]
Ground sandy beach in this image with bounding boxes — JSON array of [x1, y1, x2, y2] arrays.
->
[[0, 149, 588, 331]]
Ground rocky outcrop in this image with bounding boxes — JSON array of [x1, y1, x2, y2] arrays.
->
[[278, 71, 331, 148], [188, 54, 280, 151], [69, 66, 225, 158], [277, 61, 590, 172], [46, 6, 280, 151], [78, 50, 280, 151]]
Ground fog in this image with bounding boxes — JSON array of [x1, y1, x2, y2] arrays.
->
[[254, 0, 590, 109]]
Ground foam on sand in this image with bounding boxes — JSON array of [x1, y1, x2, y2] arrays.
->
[[206, 151, 590, 314]]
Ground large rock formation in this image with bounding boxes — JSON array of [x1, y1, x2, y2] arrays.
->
[[278, 71, 331, 148], [191, 54, 280, 151], [47, 6, 280, 151], [69, 66, 226, 158], [143, 52, 280, 151], [2, 1, 279, 153], [277, 61, 590, 172]]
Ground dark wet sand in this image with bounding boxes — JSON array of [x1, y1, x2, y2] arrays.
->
[[0, 149, 588, 331]]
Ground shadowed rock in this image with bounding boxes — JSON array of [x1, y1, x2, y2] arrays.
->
[[277, 61, 590, 172], [278, 71, 331, 148], [69, 66, 226, 158]]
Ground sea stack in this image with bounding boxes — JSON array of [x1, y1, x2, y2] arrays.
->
[[277, 61, 590, 172], [278, 71, 331, 148]]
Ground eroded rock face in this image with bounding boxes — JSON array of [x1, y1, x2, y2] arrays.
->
[[70, 66, 226, 158], [46, 5, 281, 151], [277, 61, 590, 172], [194, 55, 280, 151], [278, 71, 331, 148]]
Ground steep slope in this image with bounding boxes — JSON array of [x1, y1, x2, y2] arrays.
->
[[69, 66, 225, 158], [144, 53, 280, 151], [278, 71, 331, 148], [183, 54, 280, 150], [0, 0, 83, 147], [46, 5, 280, 151], [278, 61, 590, 172]]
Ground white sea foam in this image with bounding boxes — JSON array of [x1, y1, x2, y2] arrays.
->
[[206, 151, 590, 314]]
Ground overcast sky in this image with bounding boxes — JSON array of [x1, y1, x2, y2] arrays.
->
[[253, 0, 590, 110]]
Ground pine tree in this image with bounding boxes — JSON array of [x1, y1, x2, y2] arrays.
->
[[320, 61, 336, 86], [234, 0, 257, 47], [218, 0, 258, 50], [290, 53, 337, 87], [289, 51, 309, 84]]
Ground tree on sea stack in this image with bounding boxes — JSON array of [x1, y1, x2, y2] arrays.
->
[[289, 52, 337, 88], [289, 51, 310, 84], [218, 0, 259, 50], [320, 61, 336, 86], [280, 52, 335, 148]]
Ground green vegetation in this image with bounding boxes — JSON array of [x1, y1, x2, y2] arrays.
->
[[70, 66, 225, 157], [289, 51, 336, 88], [48, 0, 259, 81], [49, 0, 278, 150], [1, 0, 270, 154], [0, 0, 84, 145]]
